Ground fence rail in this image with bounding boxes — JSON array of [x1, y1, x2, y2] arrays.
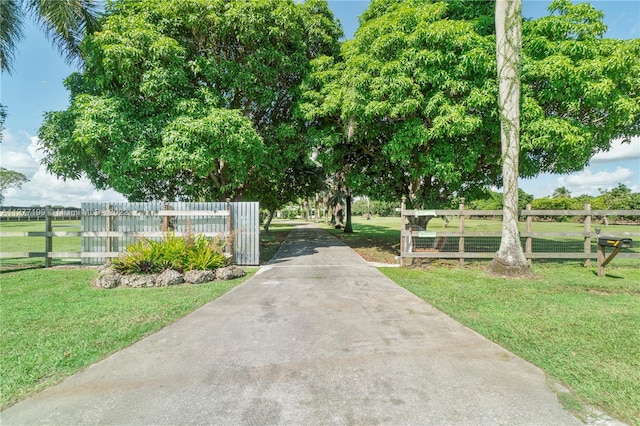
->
[[400, 199, 639, 267], [0, 202, 260, 266]]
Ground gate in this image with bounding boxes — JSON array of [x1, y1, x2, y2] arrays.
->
[[81, 201, 260, 265]]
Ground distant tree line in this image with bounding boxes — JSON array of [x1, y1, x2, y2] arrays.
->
[[467, 184, 639, 212]]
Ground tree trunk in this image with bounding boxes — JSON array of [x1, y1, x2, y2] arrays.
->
[[263, 210, 276, 232], [488, 0, 530, 277], [334, 204, 343, 228], [344, 188, 353, 233], [303, 199, 310, 221]]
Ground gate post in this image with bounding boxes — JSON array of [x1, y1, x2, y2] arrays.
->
[[458, 198, 465, 267], [525, 204, 532, 265], [400, 196, 406, 267], [584, 203, 591, 267], [45, 205, 53, 267], [161, 200, 170, 232]]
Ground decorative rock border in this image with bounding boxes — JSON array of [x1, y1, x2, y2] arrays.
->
[[93, 265, 246, 289]]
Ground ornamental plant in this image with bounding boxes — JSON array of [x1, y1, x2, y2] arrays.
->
[[112, 233, 227, 274]]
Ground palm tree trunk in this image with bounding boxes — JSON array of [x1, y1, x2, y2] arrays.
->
[[488, 0, 530, 276]]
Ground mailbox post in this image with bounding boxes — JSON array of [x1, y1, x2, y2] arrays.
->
[[596, 233, 632, 277]]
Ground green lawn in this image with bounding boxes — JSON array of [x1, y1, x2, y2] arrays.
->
[[0, 223, 292, 409], [328, 217, 639, 425], [0, 267, 255, 410], [0, 220, 82, 268]]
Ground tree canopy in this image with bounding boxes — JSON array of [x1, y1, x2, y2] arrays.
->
[[520, 0, 640, 177], [39, 0, 341, 202], [302, 0, 639, 209], [37, 0, 639, 212]]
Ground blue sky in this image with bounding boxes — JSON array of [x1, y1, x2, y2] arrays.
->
[[1, 0, 639, 207]]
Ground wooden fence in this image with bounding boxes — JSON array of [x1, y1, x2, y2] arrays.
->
[[0, 202, 260, 266], [400, 198, 639, 267]]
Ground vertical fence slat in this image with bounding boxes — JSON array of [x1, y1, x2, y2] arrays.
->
[[584, 203, 591, 267], [458, 199, 465, 267], [525, 204, 532, 264], [400, 196, 407, 267]]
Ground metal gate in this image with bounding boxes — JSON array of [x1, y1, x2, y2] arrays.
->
[[81, 201, 260, 265]]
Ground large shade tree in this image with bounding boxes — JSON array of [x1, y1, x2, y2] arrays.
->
[[39, 0, 342, 203], [303, 0, 501, 215], [303, 0, 639, 216]]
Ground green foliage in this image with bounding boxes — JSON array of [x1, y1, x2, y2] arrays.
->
[[521, 1, 640, 176], [468, 189, 534, 211], [532, 196, 582, 221], [186, 235, 227, 271], [302, 0, 639, 210], [111, 240, 160, 274], [597, 184, 640, 210], [351, 199, 400, 217], [112, 233, 227, 274], [39, 0, 342, 204], [302, 0, 503, 208], [0, 0, 100, 74]]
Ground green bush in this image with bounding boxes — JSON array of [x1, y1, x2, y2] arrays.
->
[[112, 233, 227, 274], [111, 240, 162, 274], [186, 235, 227, 270]]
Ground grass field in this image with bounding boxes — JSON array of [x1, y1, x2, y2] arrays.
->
[[326, 217, 640, 425], [0, 220, 82, 268], [324, 216, 639, 268]]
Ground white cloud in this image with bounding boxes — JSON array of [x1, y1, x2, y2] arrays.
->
[[5, 168, 127, 207], [557, 167, 637, 196], [1, 129, 127, 207], [591, 136, 640, 162], [27, 136, 45, 162], [0, 150, 39, 176]]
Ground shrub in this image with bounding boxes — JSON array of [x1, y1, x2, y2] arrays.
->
[[111, 240, 163, 274], [112, 233, 228, 274], [185, 235, 227, 271]]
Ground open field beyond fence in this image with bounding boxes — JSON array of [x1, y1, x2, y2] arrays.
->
[[325, 216, 639, 268], [0, 220, 81, 268]]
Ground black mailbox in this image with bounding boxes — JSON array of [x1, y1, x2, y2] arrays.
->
[[596, 236, 633, 276], [598, 238, 632, 249]]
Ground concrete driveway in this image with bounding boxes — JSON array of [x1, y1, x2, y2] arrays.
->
[[1, 224, 582, 425]]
